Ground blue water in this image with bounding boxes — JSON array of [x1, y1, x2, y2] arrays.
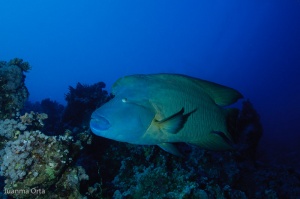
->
[[1, 1, 299, 166]]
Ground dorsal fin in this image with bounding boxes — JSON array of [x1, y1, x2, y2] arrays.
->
[[189, 77, 243, 106], [154, 74, 243, 106], [112, 73, 243, 106]]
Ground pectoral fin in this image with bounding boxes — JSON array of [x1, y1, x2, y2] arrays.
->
[[155, 108, 195, 135], [158, 143, 183, 157]]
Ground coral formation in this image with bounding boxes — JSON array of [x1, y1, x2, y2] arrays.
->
[[0, 68, 110, 198], [22, 99, 65, 135], [0, 58, 29, 119], [0, 112, 91, 199], [0, 118, 27, 140], [111, 147, 242, 199], [8, 58, 31, 72], [96, 127, 300, 199], [62, 82, 112, 129]]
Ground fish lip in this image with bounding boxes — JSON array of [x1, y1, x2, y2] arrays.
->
[[90, 115, 111, 132]]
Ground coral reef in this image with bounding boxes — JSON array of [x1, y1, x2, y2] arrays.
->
[[62, 82, 112, 129], [22, 99, 65, 135], [0, 59, 299, 198], [111, 146, 244, 199], [0, 112, 91, 199], [0, 71, 110, 198], [0, 58, 30, 119], [0, 118, 27, 140], [95, 141, 300, 199]]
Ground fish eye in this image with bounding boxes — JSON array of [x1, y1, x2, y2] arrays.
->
[[122, 98, 127, 103]]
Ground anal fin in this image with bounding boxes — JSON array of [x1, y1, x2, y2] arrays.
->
[[158, 143, 183, 157]]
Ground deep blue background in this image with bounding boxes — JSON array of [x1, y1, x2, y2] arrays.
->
[[1, 0, 299, 165]]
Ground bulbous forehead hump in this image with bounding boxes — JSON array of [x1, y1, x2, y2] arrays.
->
[[111, 74, 149, 95]]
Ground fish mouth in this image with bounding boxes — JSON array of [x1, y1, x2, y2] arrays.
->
[[90, 115, 111, 133]]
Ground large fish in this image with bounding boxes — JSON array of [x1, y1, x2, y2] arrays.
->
[[90, 73, 243, 156]]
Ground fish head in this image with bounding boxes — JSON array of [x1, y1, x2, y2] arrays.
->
[[90, 95, 154, 144]]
